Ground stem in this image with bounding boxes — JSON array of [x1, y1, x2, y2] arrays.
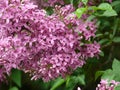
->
[[113, 18, 119, 37], [99, 45, 114, 68], [107, 45, 114, 63], [9, 77, 12, 89]]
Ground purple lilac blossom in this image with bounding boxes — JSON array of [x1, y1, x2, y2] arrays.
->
[[0, 0, 100, 82], [96, 79, 120, 90]]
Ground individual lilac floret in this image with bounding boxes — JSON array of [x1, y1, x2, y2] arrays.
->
[[96, 79, 120, 90]]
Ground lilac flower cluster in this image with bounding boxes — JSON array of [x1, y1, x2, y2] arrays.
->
[[96, 79, 120, 90], [0, 0, 100, 82]]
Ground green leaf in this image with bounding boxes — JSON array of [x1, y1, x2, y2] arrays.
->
[[113, 37, 120, 43], [95, 34, 103, 38], [111, 1, 120, 6], [99, 51, 104, 57], [95, 71, 104, 80], [50, 78, 65, 90], [101, 69, 115, 81], [112, 59, 120, 81], [77, 74, 86, 85], [66, 76, 70, 86], [98, 3, 113, 10], [65, 76, 78, 90], [98, 39, 109, 45], [91, 6, 98, 11], [100, 59, 120, 81], [101, 10, 117, 17], [75, 8, 87, 18], [111, 1, 120, 13], [97, 3, 117, 17], [112, 59, 120, 72], [11, 69, 21, 87], [9, 87, 18, 90], [81, 0, 88, 5]]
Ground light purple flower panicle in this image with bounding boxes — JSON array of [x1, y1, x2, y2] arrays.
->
[[0, 0, 100, 82]]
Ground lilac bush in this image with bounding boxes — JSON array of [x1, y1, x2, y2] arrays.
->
[[1, 0, 120, 90]]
